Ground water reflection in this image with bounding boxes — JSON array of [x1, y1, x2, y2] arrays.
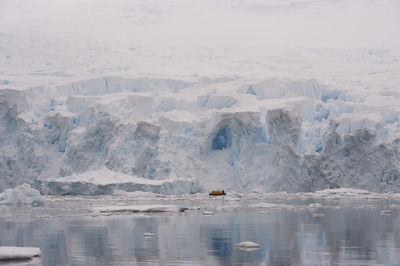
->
[[0, 205, 400, 265]]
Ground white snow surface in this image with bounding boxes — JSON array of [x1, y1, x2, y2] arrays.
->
[[1, 0, 400, 194], [0, 246, 41, 260]]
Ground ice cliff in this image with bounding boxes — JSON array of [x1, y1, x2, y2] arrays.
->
[[1, 76, 399, 194]]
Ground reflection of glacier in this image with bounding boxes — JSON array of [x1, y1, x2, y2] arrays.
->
[[1, 207, 400, 265], [1, 76, 400, 193]]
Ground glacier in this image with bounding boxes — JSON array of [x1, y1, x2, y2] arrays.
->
[[0, 76, 399, 194], [0, 0, 399, 195]]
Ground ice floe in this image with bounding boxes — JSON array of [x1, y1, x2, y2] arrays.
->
[[0, 246, 41, 260], [90, 204, 187, 215], [248, 202, 291, 210], [233, 241, 260, 249]]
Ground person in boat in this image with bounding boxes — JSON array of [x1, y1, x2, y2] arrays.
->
[[209, 190, 226, 195]]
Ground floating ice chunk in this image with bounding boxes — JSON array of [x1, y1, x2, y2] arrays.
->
[[308, 203, 324, 209], [248, 202, 284, 209], [248, 202, 275, 208], [0, 246, 41, 260], [233, 241, 260, 249], [144, 232, 155, 237], [91, 204, 187, 214], [0, 184, 44, 206]]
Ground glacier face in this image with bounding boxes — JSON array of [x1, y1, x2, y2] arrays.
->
[[1, 0, 400, 194], [0, 76, 400, 194]]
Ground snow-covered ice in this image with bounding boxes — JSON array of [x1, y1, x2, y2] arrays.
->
[[0, 246, 41, 260], [0, 0, 400, 195]]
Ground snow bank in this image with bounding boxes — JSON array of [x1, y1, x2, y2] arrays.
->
[[0, 246, 41, 260], [0, 184, 44, 206]]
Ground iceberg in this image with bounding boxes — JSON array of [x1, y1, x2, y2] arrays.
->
[[0, 246, 41, 260], [0, 183, 44, 206]]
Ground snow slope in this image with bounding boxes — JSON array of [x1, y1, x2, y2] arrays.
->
[[0, 0, 399, 193]]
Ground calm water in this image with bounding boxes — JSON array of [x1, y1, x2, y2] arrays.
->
[[1, 197, 400, 265]]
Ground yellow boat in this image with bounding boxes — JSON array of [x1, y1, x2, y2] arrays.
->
[[209, 190, 226, 196]]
